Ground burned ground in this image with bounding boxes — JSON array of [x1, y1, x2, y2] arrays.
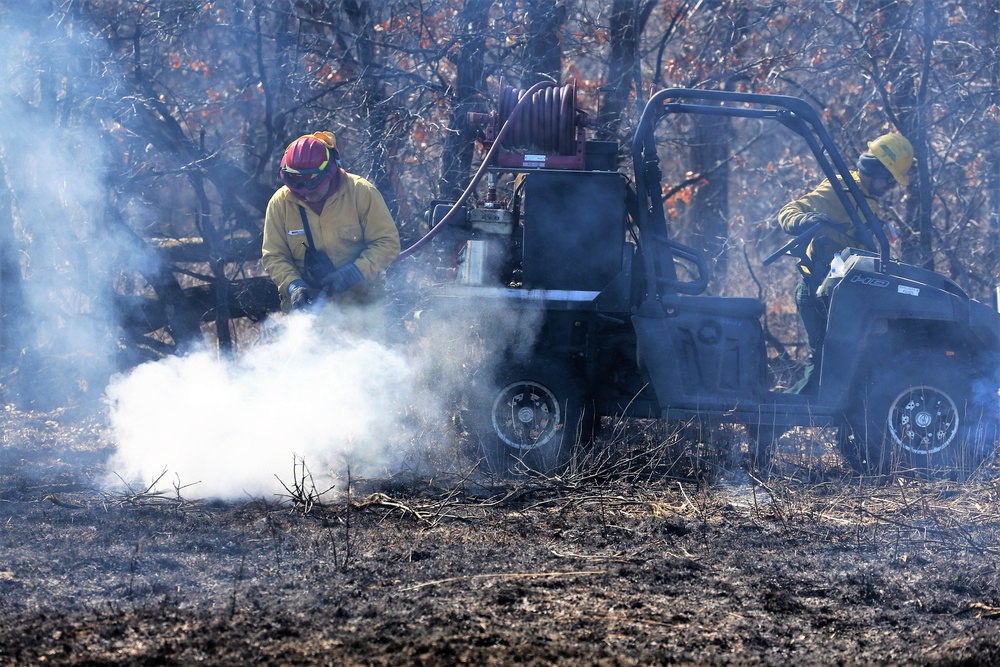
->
[[2, 404, 999, 666]]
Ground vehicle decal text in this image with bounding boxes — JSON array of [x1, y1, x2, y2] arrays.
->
[[850, 274, 890, 288]]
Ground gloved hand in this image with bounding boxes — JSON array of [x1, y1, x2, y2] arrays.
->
[[322, 264, 364, 293], [799, 212, 833, 227], [288, 280, 314, 310], [800, 212, 847, 234]]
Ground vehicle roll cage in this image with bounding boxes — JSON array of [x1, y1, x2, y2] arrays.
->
[[631, 88, 889, 313]]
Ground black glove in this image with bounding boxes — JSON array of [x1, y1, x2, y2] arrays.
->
[[799, 212, 832, 227], [288, 280, 314, 310], [800, 212, 848, 234], [322, 264, 364, 293]]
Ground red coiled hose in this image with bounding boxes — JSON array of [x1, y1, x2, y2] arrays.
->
[[396, 80, 563, 262]]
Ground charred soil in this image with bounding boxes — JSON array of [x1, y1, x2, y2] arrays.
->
[[2, 405, 999, 666]]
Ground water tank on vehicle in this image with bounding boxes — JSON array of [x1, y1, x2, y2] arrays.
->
[[520, 170, 627, 291]]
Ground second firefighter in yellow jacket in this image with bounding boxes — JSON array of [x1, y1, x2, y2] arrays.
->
[[778, 133, 913, 394]]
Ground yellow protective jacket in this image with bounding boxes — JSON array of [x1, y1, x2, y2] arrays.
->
[[777, 170, 879, 280], [262, 171, 401, 311]]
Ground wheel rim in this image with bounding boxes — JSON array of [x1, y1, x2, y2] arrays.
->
[[886, 384, 960, 455], [491, 380, 562, 451]]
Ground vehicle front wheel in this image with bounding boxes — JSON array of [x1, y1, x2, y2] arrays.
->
[[842, 355, 997, 478]]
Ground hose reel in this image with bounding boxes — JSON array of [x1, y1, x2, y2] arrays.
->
[[471, 81, 592, 170], [497, 83, 577, 155], [399, 80, 596, 262]]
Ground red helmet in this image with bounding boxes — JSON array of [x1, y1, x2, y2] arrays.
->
[[279, 135, 332, 190]]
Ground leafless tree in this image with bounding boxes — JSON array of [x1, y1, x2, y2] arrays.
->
[[1, 0, 997, 410]]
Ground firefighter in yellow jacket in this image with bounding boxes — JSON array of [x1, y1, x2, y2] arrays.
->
[[778, 133, 913, 393], [262, 131, 401, 312]]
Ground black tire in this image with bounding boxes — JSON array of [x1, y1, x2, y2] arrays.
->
[[467, 361, 593, 476], [842, 355, 997, 478]]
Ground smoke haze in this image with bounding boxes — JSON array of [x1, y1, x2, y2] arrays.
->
[[0, 3, 123, 409], [105, 308, 421, 500]]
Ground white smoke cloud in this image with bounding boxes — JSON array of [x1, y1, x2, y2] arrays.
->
[[103, 287, 547, 500], [105, 308, 422, 500]]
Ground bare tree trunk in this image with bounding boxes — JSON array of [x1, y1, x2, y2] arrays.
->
[[438, 0, 491, 200], [685, 0, 744, 285], [896, 76, 935, 271], [344, 0, 400, 217], [689, 114, 731, 282], [601, 0, 637, 140], [603, 0, 658, 138], [192, 171, 233, 353], [865, 0, 934, 270], [893, 1, 935, 271], [517, 0, 567, 86]]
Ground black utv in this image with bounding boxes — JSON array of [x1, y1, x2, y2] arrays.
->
[[421, 85, 1000, 478]]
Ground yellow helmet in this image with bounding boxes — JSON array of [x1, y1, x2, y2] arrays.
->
[[311, 131, 337, 151], [867, 133, 913, 186]]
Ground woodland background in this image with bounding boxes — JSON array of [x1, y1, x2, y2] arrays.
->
[[0, 0, 998, 410]]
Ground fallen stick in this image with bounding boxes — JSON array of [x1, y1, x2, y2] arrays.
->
[[401, 570, 606, 591]]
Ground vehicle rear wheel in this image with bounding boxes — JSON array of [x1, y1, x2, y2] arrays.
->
[[842, 355, 997, 477], [466, 361, 593, 476]]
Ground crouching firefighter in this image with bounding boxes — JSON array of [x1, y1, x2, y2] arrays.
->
[[778, 133, 913, 395], [262, 131, 401, 314]]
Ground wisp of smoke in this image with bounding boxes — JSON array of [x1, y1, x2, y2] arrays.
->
[[105, 309, 418, 500]]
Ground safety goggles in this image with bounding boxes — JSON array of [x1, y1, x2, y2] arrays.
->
[[281, 166, 328, 190]]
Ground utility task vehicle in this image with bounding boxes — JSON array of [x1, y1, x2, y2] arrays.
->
[[418, 84, 1000, 476]]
